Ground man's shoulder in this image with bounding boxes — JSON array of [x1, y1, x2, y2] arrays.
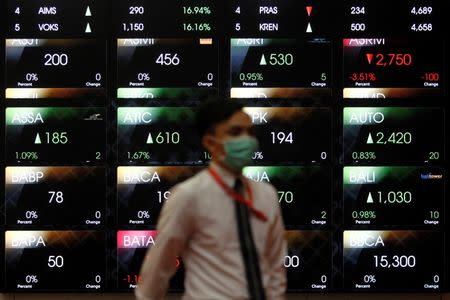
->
[[171, 168, 210, 195], [250, 179, 277, 193], [249, 180, 278, 204], [248, 180, 281, 221]]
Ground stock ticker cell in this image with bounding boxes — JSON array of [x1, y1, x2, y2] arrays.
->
[[6, 0, 108, 37], [343, 230, 444, 291], [243, 166, 331, 227], [343, 38, 444, 98], [343, 0, 442, 37], [342, 107, 444, 164], [243, 107, 331, 164], [114, 0, 216, 36], [117, 107, 204, 164], [230, 38, 332, 99], [117, 38, 217, 100], [5, 167, 106, 226], [284, 230, 332, 291], [5, 231, 107, 291], [230, 0, 336, 37], [117, 166, 203, 225], [343, 166, 444, 227], [116, 230, 184, 290], [5, 39, 106, 99], [5, 107, 106, 164]]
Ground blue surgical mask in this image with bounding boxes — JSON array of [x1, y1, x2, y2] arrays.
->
[[218, 135, 259, 171]]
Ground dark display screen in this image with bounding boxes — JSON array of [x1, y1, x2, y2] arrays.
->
[[0, 0, 447, 294], [343, 230, 444, 290], [343, 38, 444, 98], [285, 231, 332, 291], [343, 0, 442, 36], [5, 167, 106, 226], [116, 230, 184, 290], [243, 166, 331, 227], [230, 38, 331, 99], [5, 231, 106, 290], [230, 0, 335, 37], [6, 0, 107, 37], [5, 39, 106, 99], [117, 166, 202, 225], [245, 107, 331, 164], [5, 107, 106, 164], [114, 0, 215, 36], [343, 166, 444, 227], [117, 38, 217, 100], [343, 107, 444, 164], [117, 107, 204, 164]]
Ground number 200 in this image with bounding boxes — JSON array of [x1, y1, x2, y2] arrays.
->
[[44, 53, 69, 66]]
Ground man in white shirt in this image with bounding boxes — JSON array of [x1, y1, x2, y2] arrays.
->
[[135, 99, 287, 300]]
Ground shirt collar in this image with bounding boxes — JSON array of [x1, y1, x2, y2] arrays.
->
[[209, 162, 240, 188]]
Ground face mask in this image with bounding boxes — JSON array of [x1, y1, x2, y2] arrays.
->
[[216, 135, 259, 171]]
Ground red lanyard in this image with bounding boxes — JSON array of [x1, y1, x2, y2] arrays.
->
[[208, 167, 268, 222]]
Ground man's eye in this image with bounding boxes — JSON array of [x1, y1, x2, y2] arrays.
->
[[228, 128, 242, 136]]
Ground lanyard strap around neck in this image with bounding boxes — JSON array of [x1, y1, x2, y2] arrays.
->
[[208, 167, 268, 222]]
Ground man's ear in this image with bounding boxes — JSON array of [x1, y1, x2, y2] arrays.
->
[[202, 134, 214, 152]]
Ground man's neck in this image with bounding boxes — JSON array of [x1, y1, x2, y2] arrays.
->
[[211, 159, 242, 177]]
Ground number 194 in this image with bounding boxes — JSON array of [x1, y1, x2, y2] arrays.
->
[[271, 131, 293, 144]]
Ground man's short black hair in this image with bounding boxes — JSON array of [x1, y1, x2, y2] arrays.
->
[[195, 98, 244, 137]]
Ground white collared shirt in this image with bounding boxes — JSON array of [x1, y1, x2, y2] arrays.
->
[[135, 163, 287, 300]]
